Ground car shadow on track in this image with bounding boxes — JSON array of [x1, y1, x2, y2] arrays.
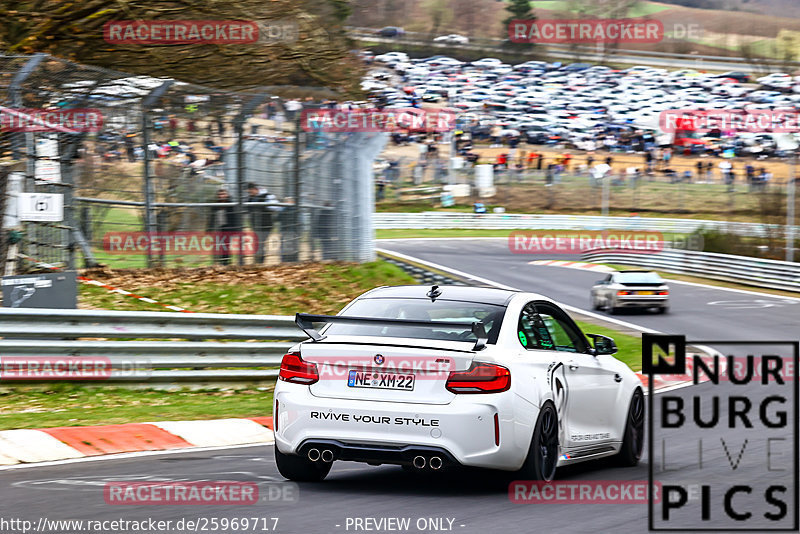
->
[[312, 459, 650, 496]]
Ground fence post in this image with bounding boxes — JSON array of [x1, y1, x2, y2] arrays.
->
[[293, 111, 302, 262], [141, 81, 174, 268], [787, 153, 797, 262], [234, 94, 268, 267]]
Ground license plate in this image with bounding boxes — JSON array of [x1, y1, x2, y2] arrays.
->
[[637, 290, 655, 295], [348, 370, 415, 391]]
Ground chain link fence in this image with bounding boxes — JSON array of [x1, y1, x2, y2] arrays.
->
[[1, 53, 385, 273], [376, 142, 797, 225]]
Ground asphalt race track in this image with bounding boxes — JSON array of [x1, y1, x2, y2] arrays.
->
[[377, 238, 800, 342], [1, 238, 796, 534]]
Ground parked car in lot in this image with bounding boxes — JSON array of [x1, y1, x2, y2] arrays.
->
[[357, 53, 795, 159], [591, 271, 669, 314], [470, 58, 504, 69], [714, 71, 751, 83], [274, 285, 644, 482]]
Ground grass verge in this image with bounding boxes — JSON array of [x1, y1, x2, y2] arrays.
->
[[0, 386, 274, 430], [79, 261, 416, 314], [575, 320, 642, 373]]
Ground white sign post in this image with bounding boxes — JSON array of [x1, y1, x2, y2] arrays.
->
[[34, 137, 61, 183], [18, 193, 64, 222]]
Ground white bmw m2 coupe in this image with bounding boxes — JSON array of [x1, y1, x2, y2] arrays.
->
[[273, 285, 644, 482]]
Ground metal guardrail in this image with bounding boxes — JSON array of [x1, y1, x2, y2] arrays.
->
[[582, 248, 800, 292], [374, 212, 795, 237], [0, 309, 304, 384]]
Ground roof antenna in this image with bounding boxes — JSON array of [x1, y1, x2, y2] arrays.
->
[[426, 284, 442, 301]]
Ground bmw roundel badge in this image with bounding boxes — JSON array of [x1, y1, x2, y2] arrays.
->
[[374, 354, 385, 365]]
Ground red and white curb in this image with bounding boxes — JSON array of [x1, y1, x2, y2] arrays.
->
[[635, 349, 722, 392], [0, 417, 273, 467], [529, 260, 616, 273]]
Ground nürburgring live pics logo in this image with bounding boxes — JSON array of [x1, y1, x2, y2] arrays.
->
[[644, 333, 798, 531]]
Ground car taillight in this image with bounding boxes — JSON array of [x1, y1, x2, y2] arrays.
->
[[446, 362, 510, 394], [658, 290, 669, 295], [279, 352, 319, 385], [617, 290, 631, 295]]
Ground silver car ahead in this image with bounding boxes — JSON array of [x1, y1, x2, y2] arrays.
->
[[590, 271, 669, 314]]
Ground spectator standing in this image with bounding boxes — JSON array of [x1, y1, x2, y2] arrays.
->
[[207, 188, 240, 266], [662, 147, 672, 168], [745, 163, 755, 190], [563, 153, 572, 172], [124, 132, 136, 162], [246, 183, 279, 264], [719, 160, 732, 189], [376, 176, 387, 200], [545, 164, 554, 185], [728, 165, 736, 192]]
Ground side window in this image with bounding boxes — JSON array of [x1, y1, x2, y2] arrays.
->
[[517, 303, 555, 350], [537, 304, 590, 353]]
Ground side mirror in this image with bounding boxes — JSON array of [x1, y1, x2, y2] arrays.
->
[[587, 333, 617, 355]]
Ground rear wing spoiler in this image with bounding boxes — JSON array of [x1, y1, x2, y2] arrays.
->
[[295, 313, 488, 351]]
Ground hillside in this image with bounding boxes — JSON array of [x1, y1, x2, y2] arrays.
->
[[349, 0, 800, 59]]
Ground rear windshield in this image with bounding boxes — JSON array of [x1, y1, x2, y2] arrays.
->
[[324, 298, 506, 345], [617, 272, 664, 284]]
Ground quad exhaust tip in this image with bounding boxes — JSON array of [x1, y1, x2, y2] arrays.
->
[[412, 455, 426, 469], [321, 449, 334, 463], [307, 448, 321, 462], [429, 456, 443, 470]]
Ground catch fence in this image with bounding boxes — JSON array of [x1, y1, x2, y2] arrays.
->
[[0, 53, 385, 273]]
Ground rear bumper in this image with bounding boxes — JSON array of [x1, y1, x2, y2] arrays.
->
[[614, 296, 668, 308], [297, 439, 460, 468], [274, 382, 525, 470]]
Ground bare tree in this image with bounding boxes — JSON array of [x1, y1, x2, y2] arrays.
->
[[423, 0, 453, 38], [0, 0, 361, 94]]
